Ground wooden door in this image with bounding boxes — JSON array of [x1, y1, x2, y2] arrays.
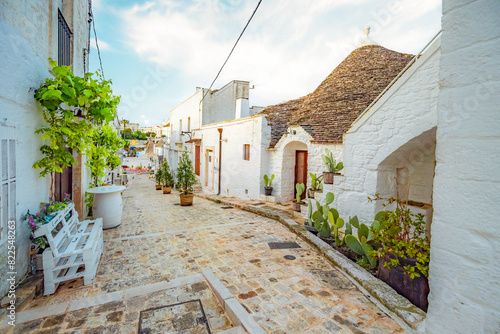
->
[[205, 149, 214, 190], [295, 150, 308, 200], [55, 149, 73, 202], [195, 145, 201, 176]]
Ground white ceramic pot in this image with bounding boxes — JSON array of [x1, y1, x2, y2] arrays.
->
[[86, 185, 126, 229]]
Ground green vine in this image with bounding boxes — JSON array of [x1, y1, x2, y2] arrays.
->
[[33, 60, 121, 200]]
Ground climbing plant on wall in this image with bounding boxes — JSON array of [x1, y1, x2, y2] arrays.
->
[[33, 60, 121, 200]]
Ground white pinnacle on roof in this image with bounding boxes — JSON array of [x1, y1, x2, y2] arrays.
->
[[357, 26, 379, 48]]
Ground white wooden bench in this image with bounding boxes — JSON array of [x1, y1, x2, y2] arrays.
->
[[33, 203, 103, 295]]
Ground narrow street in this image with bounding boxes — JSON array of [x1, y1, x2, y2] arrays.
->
[[7, 173, 402, 333]]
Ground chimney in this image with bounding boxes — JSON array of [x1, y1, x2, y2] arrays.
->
[[235, 98, 249, 119]]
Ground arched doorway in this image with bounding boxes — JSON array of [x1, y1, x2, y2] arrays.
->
[[281, 141, 308, 201], [376, 127, 436, 237]]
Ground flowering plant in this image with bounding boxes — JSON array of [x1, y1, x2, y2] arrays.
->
[[23, 194, 72, 249]]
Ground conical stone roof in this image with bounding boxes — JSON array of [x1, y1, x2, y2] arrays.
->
[[261, 44, 414, 147]]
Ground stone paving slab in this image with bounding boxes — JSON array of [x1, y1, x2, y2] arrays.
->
[[12, 174, 403, 333], [1, 275, 232, 334]]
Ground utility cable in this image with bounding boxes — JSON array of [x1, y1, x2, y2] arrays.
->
[[200, 0, 263, 103], [89, 1, 105, 79]]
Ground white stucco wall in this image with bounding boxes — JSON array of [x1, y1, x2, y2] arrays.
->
[[267, 126, 343, 202], [425, 1, 500, 332], [196, 115, 270, 199], [336, 38, 441, 225], [0, 0, 89, 297], [202, 81, 250, 125], [167, 89, 204, 171]]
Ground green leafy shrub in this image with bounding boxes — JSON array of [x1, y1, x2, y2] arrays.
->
[[369, 195, 430, 279], [159, 160, 174, 187], [176, 149, 196, 195]]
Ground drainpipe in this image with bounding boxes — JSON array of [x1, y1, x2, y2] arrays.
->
[[217, 128, 223, 195]]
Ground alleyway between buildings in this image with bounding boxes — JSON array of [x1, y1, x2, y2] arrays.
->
[[3, 174, 402, 334]]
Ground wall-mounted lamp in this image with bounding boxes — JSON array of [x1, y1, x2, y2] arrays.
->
[[180, 131, 192, 140]]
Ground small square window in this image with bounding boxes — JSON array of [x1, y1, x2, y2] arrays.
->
[[243, 144, 250, 161]]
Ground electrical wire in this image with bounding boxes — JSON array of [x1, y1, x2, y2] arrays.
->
[[89, 1, 105, 79], [200, 0, 263, 103]]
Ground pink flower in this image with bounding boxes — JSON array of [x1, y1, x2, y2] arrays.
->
[[36, 213, 40, 218], [29, 216, 34, 222], [30, 222, 36, 229]]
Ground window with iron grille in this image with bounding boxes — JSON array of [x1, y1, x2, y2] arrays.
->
[[0, 128, 16, 244], [243, 144, 250, 161], [58, 9, 72, 66]]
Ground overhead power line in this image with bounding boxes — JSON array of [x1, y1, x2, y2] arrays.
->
[[201, 0, 263, 103], [89, 0, 105, 79]]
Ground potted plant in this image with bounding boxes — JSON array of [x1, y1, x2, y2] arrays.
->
[[293, 183, 305, 212], [321, 148, 343, 184], [176, 149, 196, 206], [154, 168, 163, 190], [263, 174, 275, 196], [369, 195, 430, 311], [23, 197, 72, 270], [308, 173, 323, 198], [159, 160, 174, 194]]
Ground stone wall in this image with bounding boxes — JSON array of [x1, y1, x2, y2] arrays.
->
[[268, 126, 343, 202], [202, 81, 250, 125], [0, 0, 89, 297], [335, 39, 441, 225], [197, 116, 268, 199], [425, 1, 500, 332]]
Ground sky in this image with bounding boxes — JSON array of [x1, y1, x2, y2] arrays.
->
[[89, 0, 442, 127]]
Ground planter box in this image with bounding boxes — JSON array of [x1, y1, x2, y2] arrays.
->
[[379, 253, 429, 311]]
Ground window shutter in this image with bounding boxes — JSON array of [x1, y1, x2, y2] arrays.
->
[[0, 131, 16, 242]]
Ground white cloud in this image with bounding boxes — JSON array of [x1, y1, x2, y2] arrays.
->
[[90, 38, 112, 51], [113, 0, 441, 113]]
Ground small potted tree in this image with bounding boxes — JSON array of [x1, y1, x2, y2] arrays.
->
[[176, 149, 196, 206], [155, 168, 163, 190], [263, 174, 274, 196], [293, 183, 305, 212], [307, 173, 323, 198], [321, 148, 343, 184], [159, 161, 174, 194]]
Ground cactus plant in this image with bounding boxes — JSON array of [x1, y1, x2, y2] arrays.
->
[[309, 173, 323, 191], [263, 174, 275, 189], [307, 199, 314, 226], [311, 192, 339, 238], [345, 235, 377, 269], [321, 148, 344, 173], [295, 183, 305, 203]]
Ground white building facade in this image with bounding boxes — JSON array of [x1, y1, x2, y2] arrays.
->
[[0, 0, 91, 297]]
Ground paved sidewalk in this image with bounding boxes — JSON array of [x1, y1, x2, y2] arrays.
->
[[5, 174, 403, 333]]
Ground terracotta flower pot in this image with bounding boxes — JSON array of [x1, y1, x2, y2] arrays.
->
[[323, 172, 334, 184], [180, 193, 194, 206], [323, 172, 341, 184], [162, 186, 172, 194], [307, 188, 316, 198], [156, 184, 162, 190], [292, 200, 303, 212]]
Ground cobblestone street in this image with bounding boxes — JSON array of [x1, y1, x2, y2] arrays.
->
[[4, 174, 403, 333]]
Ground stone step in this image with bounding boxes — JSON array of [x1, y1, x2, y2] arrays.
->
[[0, 273, 44, 323], [217, 325, 247, 334]]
